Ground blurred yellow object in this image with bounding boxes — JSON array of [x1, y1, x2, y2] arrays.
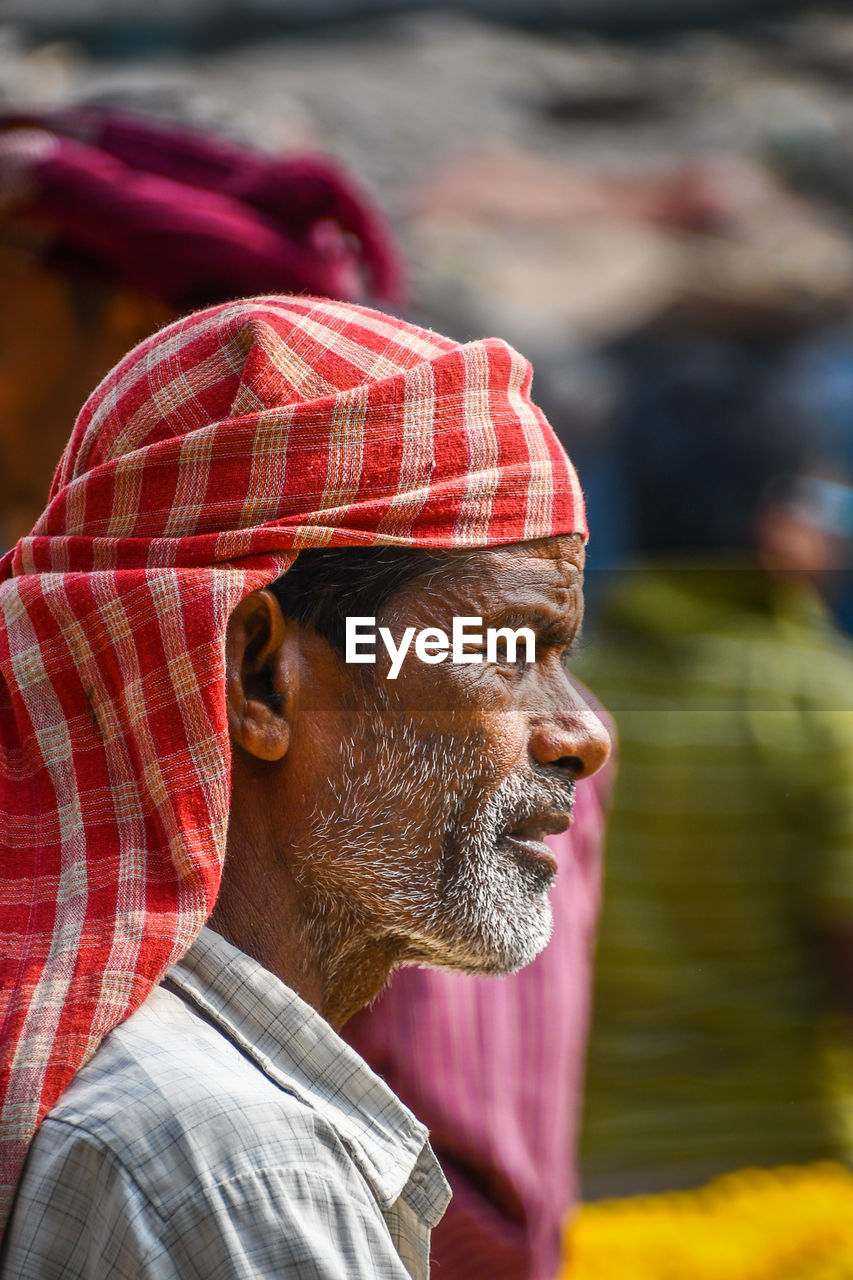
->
[[561, 1163, 853, 1279]]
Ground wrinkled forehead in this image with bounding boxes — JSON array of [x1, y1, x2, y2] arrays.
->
[[435, 533, 584, 579], [393, 534, 586, 616]]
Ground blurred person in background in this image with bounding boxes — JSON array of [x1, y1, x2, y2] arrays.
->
[[576, 334, 853, 1198], [772, 329, 853, 636], [0, 107, 613, 1280]]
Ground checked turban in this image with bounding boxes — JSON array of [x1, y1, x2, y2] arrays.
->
[[0, 295, 586, 1229]]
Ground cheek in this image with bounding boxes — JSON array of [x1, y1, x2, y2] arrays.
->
[[278, 708, 353, 814], [398, 664, 530, 783], [478, 711, 529, 787]]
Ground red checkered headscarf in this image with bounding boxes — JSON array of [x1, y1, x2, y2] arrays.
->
[[0, 295, 586, 1230]]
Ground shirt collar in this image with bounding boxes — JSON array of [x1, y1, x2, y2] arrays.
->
[[163, 926, 450, 1228]]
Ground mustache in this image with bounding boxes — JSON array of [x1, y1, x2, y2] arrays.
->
[[495, 772, 577, 835]]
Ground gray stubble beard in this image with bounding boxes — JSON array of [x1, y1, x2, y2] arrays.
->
[[290, 712, 564, 996]]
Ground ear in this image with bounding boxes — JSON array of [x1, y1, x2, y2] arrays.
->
[[225, 590, 293, 762]]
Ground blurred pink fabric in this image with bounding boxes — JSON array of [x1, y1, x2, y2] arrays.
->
[[0, 108, 403, 308], [345, 759, 612, 1280]]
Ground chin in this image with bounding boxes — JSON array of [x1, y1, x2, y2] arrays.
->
[[405, 892, 555, 977]]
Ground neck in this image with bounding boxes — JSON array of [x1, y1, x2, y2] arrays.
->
[[314, 932, 407, 1027], [208, 839, 407, 1031]]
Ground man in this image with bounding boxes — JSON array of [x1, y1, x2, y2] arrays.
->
[[0, 107, 614, 1278], [0, 295, 609, 1277]]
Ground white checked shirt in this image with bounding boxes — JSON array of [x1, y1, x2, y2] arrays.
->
[[1, 928, 450, 1279]]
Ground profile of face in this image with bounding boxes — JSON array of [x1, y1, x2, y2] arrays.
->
[[223, 534, 610, 1022]]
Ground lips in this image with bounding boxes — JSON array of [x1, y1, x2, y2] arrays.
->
[[501, 807, 573, 876], [506, 808, 573, 843]]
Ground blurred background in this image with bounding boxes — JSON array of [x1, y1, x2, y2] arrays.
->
[[5, 0, 853, 563], [5, 2, 853, 1277]]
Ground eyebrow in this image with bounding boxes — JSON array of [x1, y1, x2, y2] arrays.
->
[[488, 607, 583, 654]]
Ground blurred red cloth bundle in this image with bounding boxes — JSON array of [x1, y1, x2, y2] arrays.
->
[[0, 107, 403, 306]]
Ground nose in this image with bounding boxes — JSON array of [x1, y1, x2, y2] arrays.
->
[[528, 683, 611, 780]]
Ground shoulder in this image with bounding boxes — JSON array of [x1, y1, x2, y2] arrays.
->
[[39, 983, 373, 1216], [5, 984, 406, 1278]]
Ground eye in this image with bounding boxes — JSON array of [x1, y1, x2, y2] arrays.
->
[[492, 636, 531, 667], [482, 629, 538, 673]]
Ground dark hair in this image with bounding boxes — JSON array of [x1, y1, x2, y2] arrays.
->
[[267, 545, 451, 653]]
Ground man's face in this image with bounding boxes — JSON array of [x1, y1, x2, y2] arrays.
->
[[274, 534, 609, 981]]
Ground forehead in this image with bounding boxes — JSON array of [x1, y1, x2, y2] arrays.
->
[[412, 534, 585, 615], [448, 533, 583, 581]]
